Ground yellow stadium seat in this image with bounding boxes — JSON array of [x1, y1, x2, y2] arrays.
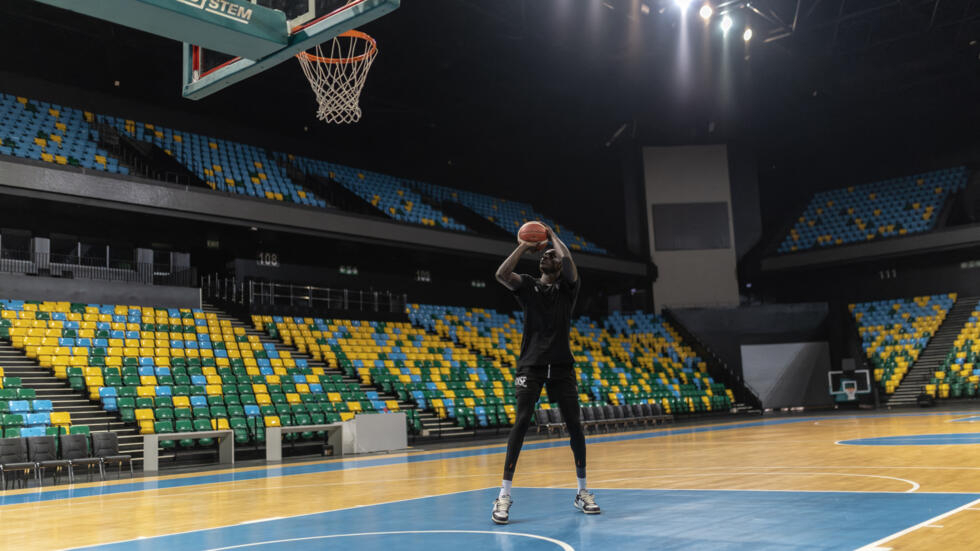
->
[[50, 412, 71, 427]]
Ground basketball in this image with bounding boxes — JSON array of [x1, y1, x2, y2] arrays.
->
[[518, 221, 548, 245]]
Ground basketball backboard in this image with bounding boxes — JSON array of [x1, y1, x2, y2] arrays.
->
[[182, 0, 399, 100], [35, 0, 291, 60], [829, 369, 871, 400]]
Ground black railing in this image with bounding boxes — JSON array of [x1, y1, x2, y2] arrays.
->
[[201, 275, 408, 314], [201, 275, 247, 305], [0, 251, 195, 287]]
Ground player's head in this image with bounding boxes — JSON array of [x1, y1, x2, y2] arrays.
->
[[539, 249, 561, 276]]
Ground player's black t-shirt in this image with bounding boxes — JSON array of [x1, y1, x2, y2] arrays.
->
[[511, 273, 580, 367]]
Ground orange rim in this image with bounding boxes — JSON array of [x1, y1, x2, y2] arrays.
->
[[295, 30, 378, 65]]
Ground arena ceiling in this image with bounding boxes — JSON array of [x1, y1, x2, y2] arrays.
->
[[1, 0, 978, 197]]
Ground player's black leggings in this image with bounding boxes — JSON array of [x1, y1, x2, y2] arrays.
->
[[502, 364, 586, 481]]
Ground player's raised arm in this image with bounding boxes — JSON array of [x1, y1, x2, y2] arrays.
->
[[495, 242, 533, 291], [544, 224, 577, 283]]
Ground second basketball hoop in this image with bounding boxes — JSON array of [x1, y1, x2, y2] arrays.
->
[[296, 30, 378, 124]]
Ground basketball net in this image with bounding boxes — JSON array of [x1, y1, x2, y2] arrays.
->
[[296, 30, 378, 124]]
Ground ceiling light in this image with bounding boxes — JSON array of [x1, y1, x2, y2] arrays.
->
[[699, 4, 713, 20], [640, 3, 650, 15], [675, 0, 692, 10], [743, 27, 753, 41], [720, 15, 733, 33]]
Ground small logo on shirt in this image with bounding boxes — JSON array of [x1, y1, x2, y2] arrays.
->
[[515, 376, 527, 388]]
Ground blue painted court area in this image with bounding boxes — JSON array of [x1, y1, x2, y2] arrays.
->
[[840, 433, 980, 445], [73, 488, 979, 551]]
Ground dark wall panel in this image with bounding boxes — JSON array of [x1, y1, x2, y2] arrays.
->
[[0, 274, 200, 308], [652, 202, 730, 250]]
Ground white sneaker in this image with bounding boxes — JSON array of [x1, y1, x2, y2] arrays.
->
[[492, 495, 513, 524], [574, 490, 600, 514]]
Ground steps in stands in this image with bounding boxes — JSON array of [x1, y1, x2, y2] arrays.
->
[[305, 174, 388, 219], [408, 185, 512, 239], [418, 410, 468, 438], [200, 302, 449, 437], [0, 342, 143, 462], [886, 296, 980, 407]]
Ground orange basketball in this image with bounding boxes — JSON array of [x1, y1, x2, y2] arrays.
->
[[518, 221, 548, 245]]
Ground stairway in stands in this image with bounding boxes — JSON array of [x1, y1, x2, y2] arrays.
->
[[0, 342, 142, 463], [201, 302, 468, 440], [887, 296, 980, 407]]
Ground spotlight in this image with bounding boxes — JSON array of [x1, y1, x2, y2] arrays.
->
[[720, 15, 733, 33], [674, 0, 692, 10], [699, 4, 713, 20], [743, 27, 753, 41], [640, 3, 650, 15]]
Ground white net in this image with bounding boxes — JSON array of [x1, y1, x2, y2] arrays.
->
[[296, 30, 378, 124]]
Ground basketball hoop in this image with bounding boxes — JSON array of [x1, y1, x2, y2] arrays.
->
[[296, 30, 378, 124]]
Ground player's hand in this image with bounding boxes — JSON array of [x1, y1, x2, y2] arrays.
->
[[540, 222, 555, 238], [519, 239, 545, 253]]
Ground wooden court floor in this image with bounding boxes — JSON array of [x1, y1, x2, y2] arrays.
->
[[8, 409, 980, 550]]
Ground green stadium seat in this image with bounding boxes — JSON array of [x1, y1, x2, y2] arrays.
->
[[155, 420, 175, 449]]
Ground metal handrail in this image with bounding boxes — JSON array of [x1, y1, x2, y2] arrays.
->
[[201, 274, 408, 314]]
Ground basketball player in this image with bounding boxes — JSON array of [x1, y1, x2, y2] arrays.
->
[[491, 223, 599, 524]]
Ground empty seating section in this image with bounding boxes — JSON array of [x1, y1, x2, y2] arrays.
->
[[1, 91, 608, 252], [588, 312, 732, 414], [1, 299, 733, 444], [934, 300, 980, 399], [284, 154, 466, 230], [408, 305, 733, 422], [95, 115, 326, 208], [778, 167, 970, 253], [0, 300, 362, 448], [0, 304, 86, 438], [850, 294, 953, 394], [412, 306, 523, 369], [253, 315, 410, 419], [0, 93, 126, 173], [411, 181, 607, 254], [253, 315, 479, 432]]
